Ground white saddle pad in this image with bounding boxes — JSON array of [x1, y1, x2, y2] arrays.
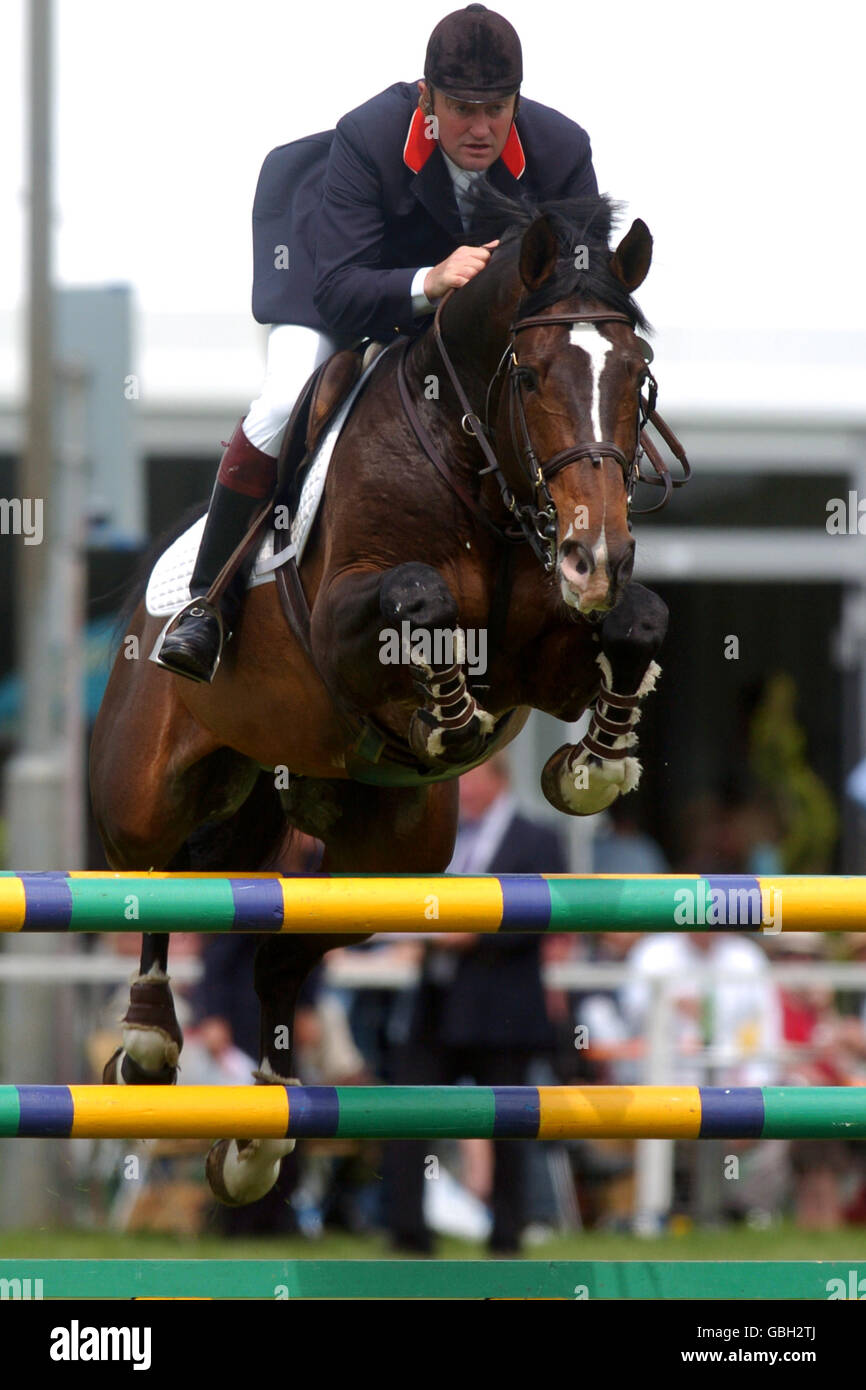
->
[[145, 349, 387, 619], [145, 514, 282, 617]]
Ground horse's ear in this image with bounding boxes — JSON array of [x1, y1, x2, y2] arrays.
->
[[519, 215, 560, 290], [609, 219, 653, 291]]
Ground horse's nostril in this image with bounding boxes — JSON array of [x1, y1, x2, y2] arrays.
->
[[609, 550, 635, 598], [562, 541, 596, 579]]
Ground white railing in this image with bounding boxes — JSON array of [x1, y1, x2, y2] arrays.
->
[[2, 952, 866, 991], [2, 952, 864, 1234]]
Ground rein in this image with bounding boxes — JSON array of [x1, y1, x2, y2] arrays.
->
[[398, 287, 690, 574]]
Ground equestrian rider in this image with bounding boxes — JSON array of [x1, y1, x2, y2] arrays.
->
[[157, 4, 599, 683]]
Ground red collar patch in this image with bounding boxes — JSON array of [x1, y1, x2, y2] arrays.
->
[[402, 105, 526, 179]]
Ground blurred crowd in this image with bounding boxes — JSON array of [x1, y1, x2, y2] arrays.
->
[[82, 752, 866, 1249]]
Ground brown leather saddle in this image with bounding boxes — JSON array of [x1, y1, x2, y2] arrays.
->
[[199, 345, 364, 625], [291, 348, 364, 485], [264, 347, 365, 659]]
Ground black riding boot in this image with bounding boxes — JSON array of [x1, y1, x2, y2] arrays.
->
[[156, 422, 276, 683]]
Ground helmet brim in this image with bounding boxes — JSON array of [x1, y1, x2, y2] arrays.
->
[[427, 83, 519, 104]]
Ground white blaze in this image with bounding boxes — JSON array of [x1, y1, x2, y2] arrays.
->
[[569, 322, 614, 441], [560, 323, 617, 604]]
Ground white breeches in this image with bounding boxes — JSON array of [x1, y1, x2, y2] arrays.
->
[[243, 324, 354, 458]]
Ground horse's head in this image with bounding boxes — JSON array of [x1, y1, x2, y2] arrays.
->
[[495, 211, 653, 615], [424, 190, 686, 617]]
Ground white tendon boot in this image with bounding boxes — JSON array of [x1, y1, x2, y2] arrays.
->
[[541, 654, 662, 815]]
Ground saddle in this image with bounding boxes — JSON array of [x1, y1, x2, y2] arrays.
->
[[284, 347, 364, 496]]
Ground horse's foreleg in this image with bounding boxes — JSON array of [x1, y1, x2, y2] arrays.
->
[[379, 563, 496, 765], [314, 560, 495, 768], [542, 582, 668, 814]]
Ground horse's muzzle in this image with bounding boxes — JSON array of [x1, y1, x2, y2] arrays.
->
[[557, 538, 635, 614]]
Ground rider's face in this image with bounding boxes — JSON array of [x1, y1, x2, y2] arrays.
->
[[418, 82, 517, 170]]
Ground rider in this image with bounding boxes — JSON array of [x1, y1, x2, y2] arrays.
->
[[157, 4, 599, 682]]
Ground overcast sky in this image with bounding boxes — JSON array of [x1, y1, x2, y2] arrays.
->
[[2, 0, 864, 339]]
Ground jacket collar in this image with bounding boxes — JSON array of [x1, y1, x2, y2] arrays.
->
[[402, 105, 526, 179], [407, 146, 464, 240]]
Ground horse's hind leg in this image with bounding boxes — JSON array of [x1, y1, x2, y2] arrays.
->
[[102, 909, 185, 1086], [204, 931, 330, 1207], [542, 581, 669, 814], [206, 776, 458, 1207], [93, 650, 204, 1087], [101, 768, 288, 1088], [92, 628, 288, 1088], [101, 832, 202, 1087]]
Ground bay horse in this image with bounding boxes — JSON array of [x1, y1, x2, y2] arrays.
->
[[90, 188, 677, 1206]]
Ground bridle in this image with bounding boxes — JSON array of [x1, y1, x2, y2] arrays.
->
[[396, 287, 690, 573]]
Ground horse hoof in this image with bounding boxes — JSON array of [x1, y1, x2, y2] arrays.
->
[[408, 708, 489, 769], [102, 1047, 125, 1085], [541, 745, 641, 816], [206, 1136, 296, 1207], [102, 1045, 178, 1087]]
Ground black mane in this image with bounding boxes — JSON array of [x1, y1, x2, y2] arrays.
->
[[467, 182, 650, 332]]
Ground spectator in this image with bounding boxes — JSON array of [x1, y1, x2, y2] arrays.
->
[[621, 931, 782, 1087], [384, 755, 566, 1254], [592, 799, 668, 874], [190, 830, 370, 1233], [769, 933, 866, 1229]]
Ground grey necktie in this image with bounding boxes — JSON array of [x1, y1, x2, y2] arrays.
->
[[453, 169, 485, 233]]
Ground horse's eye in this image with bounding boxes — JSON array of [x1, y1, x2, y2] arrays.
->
[[517, 366, 538, 391]]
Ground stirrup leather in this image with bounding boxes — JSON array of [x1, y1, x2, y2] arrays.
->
[[152, 597, 227, 684]]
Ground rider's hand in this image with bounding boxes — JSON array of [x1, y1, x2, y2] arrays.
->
[[424, 241, 499, 300]]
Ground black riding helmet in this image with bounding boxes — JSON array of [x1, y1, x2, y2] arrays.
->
[[424, 3, 522, 103]]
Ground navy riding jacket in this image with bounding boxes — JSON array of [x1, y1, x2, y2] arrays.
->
[[252, 80, 598, 339], [408, 811, 567, 1052]]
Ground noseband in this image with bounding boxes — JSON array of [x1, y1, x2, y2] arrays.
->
[[397, 289, 690, 573]]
